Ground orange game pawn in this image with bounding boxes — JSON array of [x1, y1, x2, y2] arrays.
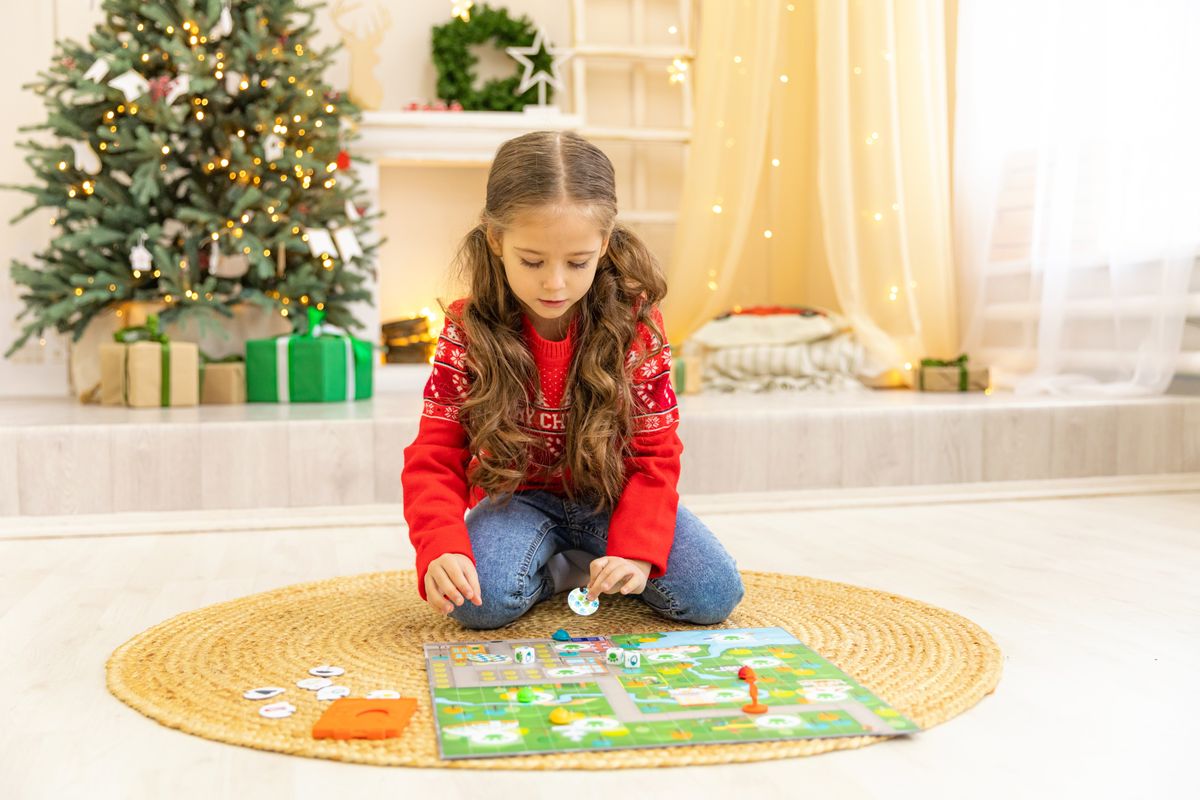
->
[[312, 697, 417, 740], [737, 665, 768, 714]]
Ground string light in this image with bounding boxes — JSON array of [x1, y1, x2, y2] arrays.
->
[[711, 204, 722, 214]]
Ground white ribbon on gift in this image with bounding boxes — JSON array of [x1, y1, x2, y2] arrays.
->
[[273, 332, 356, 403]]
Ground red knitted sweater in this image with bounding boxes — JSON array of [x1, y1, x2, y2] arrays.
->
[[402, 298, 682, 600]]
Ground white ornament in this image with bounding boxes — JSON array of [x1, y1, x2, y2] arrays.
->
[[332, 227, 362, 262], [83, 57, 110, 83], [506, 27, 572, 107], [130, 233, 153, 272], [344, 199, 362, 221], [264, 133, 284, 162], [304, 228, 338, 258], [108, 69, 149, 102], [70, 141, 101, 175], [210, 2, 234, 40], [165, 74, 190, 105], [225, 70, 243, 95]]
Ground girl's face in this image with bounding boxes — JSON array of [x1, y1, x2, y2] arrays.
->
[[488, 205, 609, 339]]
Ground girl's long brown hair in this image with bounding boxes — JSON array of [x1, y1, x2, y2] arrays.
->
[[444, 130, 667, 512]]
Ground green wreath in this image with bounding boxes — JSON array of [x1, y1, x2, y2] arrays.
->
[[431, 4, 557, 111]]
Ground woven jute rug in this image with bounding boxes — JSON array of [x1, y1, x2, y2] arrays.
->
[[106, 570, 1001, 769]]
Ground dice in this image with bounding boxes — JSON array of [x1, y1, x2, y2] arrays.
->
[[623, 650, 641, 669], [605, 647, 624, 665], [513, 646, 535, 664]]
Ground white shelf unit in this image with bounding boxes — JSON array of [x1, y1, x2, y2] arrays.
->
[[569, 0, 696, 227]]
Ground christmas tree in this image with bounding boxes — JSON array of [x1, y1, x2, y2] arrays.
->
[[4, 0, 378, 357]]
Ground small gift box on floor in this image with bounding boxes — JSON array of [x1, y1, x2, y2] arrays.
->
[[246, 307, 374, 403], [917, 354, 990, 392], [99, 314, 199, 407], [200, 354, 246, 405]]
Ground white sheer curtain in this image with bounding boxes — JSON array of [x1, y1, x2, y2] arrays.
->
[[955, 0, 1200, 395]]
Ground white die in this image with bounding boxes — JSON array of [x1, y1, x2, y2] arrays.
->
[[623, 651, 641, 669], [606, 648, 624, 665], [514, 646, 535, 664]]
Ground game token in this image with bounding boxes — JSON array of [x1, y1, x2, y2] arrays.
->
[[316, 684, 351, 701], [516, 686, 534, 703], [551, 628, 571, 641], [366, 690, 401, 699], [310, 665, 345, 678], [297, 677, 333, 691], [243, 687, 286, 701], [309, 665, 345, 678], [259, 701, 296, 719], [567, 587, 600, 616]]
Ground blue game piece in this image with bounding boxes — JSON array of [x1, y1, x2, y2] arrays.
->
[[552, 628, 571, 641]]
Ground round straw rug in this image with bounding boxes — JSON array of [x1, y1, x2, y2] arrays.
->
[[107, 570, 1001, 769]]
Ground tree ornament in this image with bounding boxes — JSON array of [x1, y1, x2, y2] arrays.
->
[[336, 149, 351, 170], [264, 133, 284, 162], [70, 141, 102, 175], [108, 69, 149, 102], [130, 232, 153, 273], [210, 1, 234, 40], [83, 57, 110, 83]]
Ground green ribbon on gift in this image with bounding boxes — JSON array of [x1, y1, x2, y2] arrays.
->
[[113, 313, 171, 406], [919, 353, 970, 391]]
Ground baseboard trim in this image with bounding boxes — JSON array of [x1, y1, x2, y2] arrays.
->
[[4, 473, 1197, 542]]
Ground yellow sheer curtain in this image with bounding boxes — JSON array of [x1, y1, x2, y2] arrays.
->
[[664, 0, 959, 374]]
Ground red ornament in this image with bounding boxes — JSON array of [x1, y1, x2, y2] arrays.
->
[[336, 149, 351, 170], [149, 75, 174, 102], [61, 56, 77, 70], [449, 101, 463, 112]]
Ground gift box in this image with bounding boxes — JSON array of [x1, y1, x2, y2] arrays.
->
[[99, 315, 199, 407], [200, 357, 246, 405], [246, 308, 374, 403], [917, 355, 990, 392]]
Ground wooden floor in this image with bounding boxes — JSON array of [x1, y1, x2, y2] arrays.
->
[[1, 488, 1196, 799]]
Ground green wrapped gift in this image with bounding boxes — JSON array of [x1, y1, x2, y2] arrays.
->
[[246, 307, 374, 403]]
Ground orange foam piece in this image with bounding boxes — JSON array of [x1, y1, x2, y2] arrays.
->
[[312, 698, 418, 740]]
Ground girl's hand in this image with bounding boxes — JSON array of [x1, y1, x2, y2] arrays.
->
[[424, 553, 483, 616], [587, 556, 652, 597]]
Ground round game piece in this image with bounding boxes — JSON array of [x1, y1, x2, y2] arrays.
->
[[551, 628, 571, 641], [366, 689, 401, 699], [316, 684, 351, 701], [309, 665, 345, 678], [258, 701, 296, 719], [243, 686, 286, 701], [297, 677, 333, 691], [516, 686, 534, 703], [567, 587, 600, 616]]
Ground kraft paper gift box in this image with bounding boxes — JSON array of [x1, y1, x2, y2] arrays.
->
[[99, 315, 198, 407], [917, 355, 990, 392], [200, 359, 246, 405]]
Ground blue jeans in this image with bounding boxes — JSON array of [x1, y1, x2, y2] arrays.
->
[[448, 489, 745, 630]]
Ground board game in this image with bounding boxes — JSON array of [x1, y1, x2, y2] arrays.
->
[[423, 626, 918, 759]]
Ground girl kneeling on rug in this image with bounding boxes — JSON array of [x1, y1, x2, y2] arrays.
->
[[401, 131, 744, 629]]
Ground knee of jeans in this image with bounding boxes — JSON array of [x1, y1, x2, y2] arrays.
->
[[678, 567, 744, 625], [447, 598, 525, 630]]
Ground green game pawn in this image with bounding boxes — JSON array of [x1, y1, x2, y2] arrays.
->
[[516, 686, 535, 703]]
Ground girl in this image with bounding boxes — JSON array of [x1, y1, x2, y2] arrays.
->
[[402, 130, 744, 629]]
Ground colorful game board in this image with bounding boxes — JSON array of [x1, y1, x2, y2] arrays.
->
[[422, 626, 918, 759]]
